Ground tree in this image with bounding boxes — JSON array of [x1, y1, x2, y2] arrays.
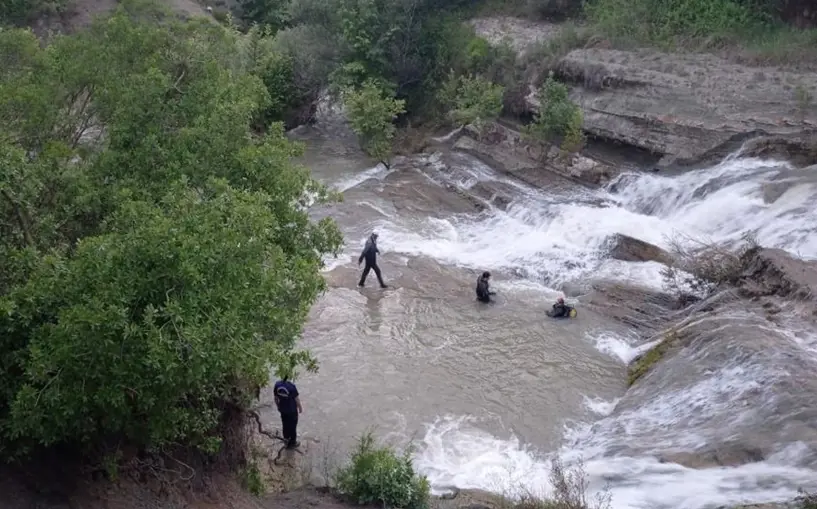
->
[[0, 3, 342, 459], [439, 72, 504, 132], [343, 80, 406, 168]]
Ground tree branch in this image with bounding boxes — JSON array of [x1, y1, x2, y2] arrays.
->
[[1, 189, 33, 247]]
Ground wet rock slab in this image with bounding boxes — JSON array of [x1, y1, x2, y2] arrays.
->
[[450, 122, 618, 188]]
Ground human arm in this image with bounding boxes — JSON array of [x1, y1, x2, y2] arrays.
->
[[295, 396, 302, 414]]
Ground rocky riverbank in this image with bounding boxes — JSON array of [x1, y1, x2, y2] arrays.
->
[[471, 17, 817, 171]]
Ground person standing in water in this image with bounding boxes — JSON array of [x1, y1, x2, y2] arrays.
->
[[476, 271, 495, 303], [358, 232, 388, 288], [550, 297, 571, 317], [273, 375, 302, 449]]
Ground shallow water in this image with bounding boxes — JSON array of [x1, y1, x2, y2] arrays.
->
[[266, 126, 817, 509]]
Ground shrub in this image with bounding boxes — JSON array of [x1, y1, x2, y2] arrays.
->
[[439, 72, 504, 131], [660, 233, 758, 300], [513, 457, 611, 509], [524, 72, 585, 153], [798, 488, 817, 509], [343, 80, 406, 168], [335, 432, 430, 509]]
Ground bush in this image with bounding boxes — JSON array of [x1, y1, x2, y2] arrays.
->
[[439, 72, 504, 131], [524, 72, 585, 153], [335, 432, 430, 509]]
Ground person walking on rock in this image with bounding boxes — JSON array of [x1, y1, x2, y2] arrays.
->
[[358, 232, 388, 288], [273, 375, 302, 449]]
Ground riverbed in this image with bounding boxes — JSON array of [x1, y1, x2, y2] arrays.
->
[[261, 123, 817, 509]]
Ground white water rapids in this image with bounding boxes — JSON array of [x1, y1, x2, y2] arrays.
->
[[312, 144, 817, 509]]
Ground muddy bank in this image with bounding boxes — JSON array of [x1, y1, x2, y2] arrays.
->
[[0, 424, 313, 509], [471, 17, 817, 170]]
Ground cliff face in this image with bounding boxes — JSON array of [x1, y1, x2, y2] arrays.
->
[[554, 48, 817, 169]]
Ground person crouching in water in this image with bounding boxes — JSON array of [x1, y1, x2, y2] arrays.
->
[[551, 297, 571, 317], [476, 271, 496, 303], [274, 374, 302, 449], [358, 232, 388, 288]]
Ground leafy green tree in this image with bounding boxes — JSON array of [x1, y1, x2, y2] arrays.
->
[[343, 80, 406, 168], [0, 3, 341, 459], [439, 73, 504, 131]]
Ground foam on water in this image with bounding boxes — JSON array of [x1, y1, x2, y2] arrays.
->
[[332, 163, 395, 193], [588, 331, 657, 364], [583, 396, 620, 417], [371, 155, 817, 291]]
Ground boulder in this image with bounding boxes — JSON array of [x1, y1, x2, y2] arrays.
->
[[741, 135, 817, 168], [551, 48, 817, 168], [607, 233, 673, 266], [738, 247, 817, 303]]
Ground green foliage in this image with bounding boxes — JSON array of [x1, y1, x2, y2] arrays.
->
[[241, 459, 266, 495], [239, 0, 292, 32], [335, 432, 430, 509], [1, 0, 67, 26], [0, 4, 341, 458], [584, 0, 772, 45], [343, 80, 406, 167], [524, 72, 584, 152], [440, 73, 504, 129]]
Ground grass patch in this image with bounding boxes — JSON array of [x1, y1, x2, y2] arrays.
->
[[239, 459, 265, 496], [628, 330, 680, 386], [583, 0, 817, 66]]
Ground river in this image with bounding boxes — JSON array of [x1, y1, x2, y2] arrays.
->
[[268, 122, 817, 509]]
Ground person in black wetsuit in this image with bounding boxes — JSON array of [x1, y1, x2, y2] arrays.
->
[[358, 232, 388, 288], [476, 271, 495, 303], [550, 297, 571, 317]]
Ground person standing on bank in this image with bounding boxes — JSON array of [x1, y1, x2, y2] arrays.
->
[[273, 375, 302, 449], [358, 232, 388, 288]]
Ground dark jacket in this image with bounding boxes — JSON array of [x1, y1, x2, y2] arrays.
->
[[551, 302, 570, 317], [358, 236, 379, 265], [476, 276, 491, 302], [274, 380, 299, 414]]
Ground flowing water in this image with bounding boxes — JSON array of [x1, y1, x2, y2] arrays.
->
[[275, 124, 817, 509]]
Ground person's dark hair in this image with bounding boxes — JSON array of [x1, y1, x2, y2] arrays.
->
[[481, 271, 491, 279]]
